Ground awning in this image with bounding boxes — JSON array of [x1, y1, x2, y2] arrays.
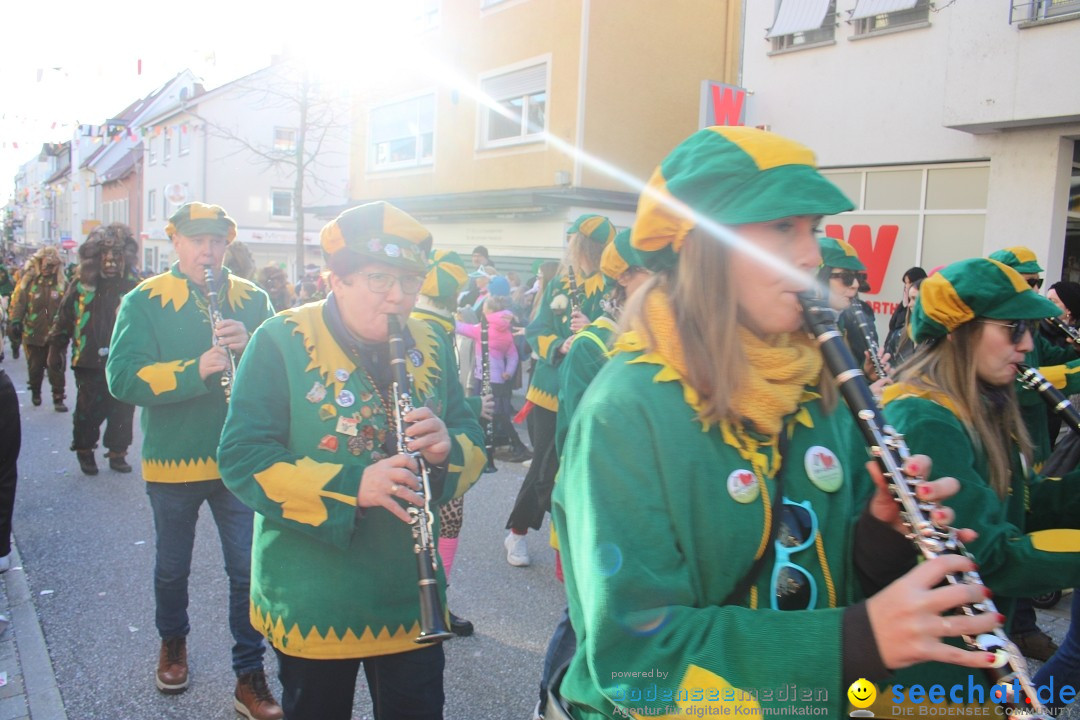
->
[[851, 0, 920, 20], [768, 0, 833, 37]]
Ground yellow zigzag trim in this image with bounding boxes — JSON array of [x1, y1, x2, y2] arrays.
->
[[142, 456, 220, 483], [140, 273, 190, 311], [225, 276, 257, 310], [285, 305, 356, 398], [527, 386, 559, 412], [405, 316, 441, 397], [251, 604, 427, 660], [450, 432, 488, 500]]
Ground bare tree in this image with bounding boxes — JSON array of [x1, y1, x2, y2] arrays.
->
[[191, 60, 350, 278]]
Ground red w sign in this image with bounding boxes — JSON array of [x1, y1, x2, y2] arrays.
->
[[702, 81, 747, 127], [824, 224, 899, 295]]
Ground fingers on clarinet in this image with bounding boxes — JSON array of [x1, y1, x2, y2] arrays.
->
[[924, 578, 990, 616], [912, 554, 976, 588], [936, 645, 1008, 670], [385, 501, 414, 524], [904, 454, 931, 478], [390, 467, 420, 492], [916, 476, 960, 503], [864, 461, 887, 489]]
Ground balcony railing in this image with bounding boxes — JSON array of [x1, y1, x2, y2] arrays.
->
[[1011, 0, 1080, 23]]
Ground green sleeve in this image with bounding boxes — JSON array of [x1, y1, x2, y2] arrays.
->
[[433, 336, 487, 503], [218, 325, 364, 549], [554, 332, 607, 458], [1027, 470, 1080, 531], [890, 400, 1080, 597], [553, 393, 843, 716], [525, 279, 570, 368], [106, 292, 210, 407], [1035, 334, 1078, 367]]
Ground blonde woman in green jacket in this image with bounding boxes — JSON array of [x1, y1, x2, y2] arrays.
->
[[549, 128, 1003, 720], [883, 256, 1080, 697]]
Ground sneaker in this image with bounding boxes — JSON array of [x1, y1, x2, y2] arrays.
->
[[234, 670, 284, 720], [107, 453, 133, 473], [0, 554, 10, 573], [156, 636, 189, 694], [533, 699, 545, 720], [505, 532, 531, 567], [76, 451, 99, 476], [449, 610, 474, 637], [1011, 630, 1059, 662]]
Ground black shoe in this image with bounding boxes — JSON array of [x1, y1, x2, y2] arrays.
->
[[108, 453, 133, 473], [31, 392, 41, 406], [76, 451, 99, 476], [12, 346, 19, 360], [449, 611, 474, 637], [1011, 630, 1059, 662], [54, 399, 68, 412], [505, 445, 534, 463]]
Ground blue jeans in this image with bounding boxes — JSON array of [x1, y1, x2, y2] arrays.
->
[[1034, 590, 1080, 710], [539, 607, 577, 709], [146, 480, 265, 676]]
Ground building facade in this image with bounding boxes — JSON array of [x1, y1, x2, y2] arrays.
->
[[340, 0, 743, 269], [743, 0, 1080, 325]]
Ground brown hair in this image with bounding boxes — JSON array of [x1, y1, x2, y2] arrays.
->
[[563, 232, 606, 278], [530, 261, 561, 321], [620, 228, 834, 426], [895, 323, 1031, 498]]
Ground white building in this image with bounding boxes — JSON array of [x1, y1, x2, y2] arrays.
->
[[139, 62, 350, 279], [742, 0, 1080, 322]]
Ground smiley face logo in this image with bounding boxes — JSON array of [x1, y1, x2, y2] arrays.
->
[[847, 678, 876, 709]]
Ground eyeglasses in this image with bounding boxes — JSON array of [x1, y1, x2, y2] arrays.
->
[[829, 271, 867, 288], [771, 498, 818, 611], [978, 318, 1032, 345], [1027, 278, 1044, 290], [352, 271, 424, 295]]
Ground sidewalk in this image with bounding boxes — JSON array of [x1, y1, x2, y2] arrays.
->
[[0, 542, 66, 720]]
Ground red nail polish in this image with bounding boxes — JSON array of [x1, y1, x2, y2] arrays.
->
[[917, 485, 930, 497], [987, 653, 997, 664], [997, 614, 1006, 624], [983, 587, 993, 599]]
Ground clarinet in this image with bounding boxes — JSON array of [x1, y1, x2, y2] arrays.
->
[[800, 290, 1045, 713], [480, 311, 497, 474], [1018, 363, 1080, 437], [1045, 315, 1080, 346], [203, 266, 237, 403], [849, 300, 888, 381], [387, 316, 454, 644], [567, 266, 584, 323]]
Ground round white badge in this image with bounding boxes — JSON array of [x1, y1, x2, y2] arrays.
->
[[337, 390, 356, 408], [726, 469, 760, 504], [804, 446, 844, 493], [334, 368, 350, 383]]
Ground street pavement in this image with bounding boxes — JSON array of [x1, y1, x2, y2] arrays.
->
[[3, 354, 564, 719], [3, 352, 1080, 719]]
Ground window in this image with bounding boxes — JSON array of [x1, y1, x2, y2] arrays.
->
[[148, 189, 157, 220], [163, 133, 171, 162], [370, 95, 435, 170], [1011, 0, 1080, 22], [271, 189, 294, 219], [479, 62, 547, 148], [851, 0, 930, 36], [274, 127, 297, 154], [148, 137, 157, 165], [178, 127, 190, 155], [104, 198, 129, 224], [768, 0, 836, 52]]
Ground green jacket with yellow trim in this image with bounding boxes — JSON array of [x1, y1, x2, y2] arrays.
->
[[524, 271, 606, 412], [552, 348, 872, 719], [1020, 334, 1080, 464], [883, 383, 1080, 693], [216, 302, 486, 660], [106, 264, 274, 482], [411, 306, 482, 420], [554, 316, 616, 458]]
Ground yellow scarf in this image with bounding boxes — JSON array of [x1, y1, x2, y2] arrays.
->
[[632, 287, 822, 435]]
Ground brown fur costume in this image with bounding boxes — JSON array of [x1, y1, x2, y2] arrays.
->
[[223, 241, 256, 281], [78, 223, 140, 288], [255, 264, 295, 311]]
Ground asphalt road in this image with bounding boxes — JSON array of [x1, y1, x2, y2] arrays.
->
[[7, 354, 564, 720]]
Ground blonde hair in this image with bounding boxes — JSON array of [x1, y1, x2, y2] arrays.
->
[[563, 232, 605, 278], [483, 295, 510, 314], [530, 261, 561, 321], [895, 323, 1031, 498], [619, 228, 834, 426]]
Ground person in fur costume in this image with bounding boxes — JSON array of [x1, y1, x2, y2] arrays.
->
[[48, 224, 140, 475], [222, 241, 256, 281], [255, 264, 295, 311], [9, 246, 66, 409]]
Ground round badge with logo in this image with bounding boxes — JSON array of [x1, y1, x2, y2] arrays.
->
[[804, 446, 843, 493], [726, 469, 760, 504], [336, 389, 356, 408], [408, 349, 423, 368], [334, 368, 350, 383]]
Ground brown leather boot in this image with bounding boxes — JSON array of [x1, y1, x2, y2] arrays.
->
[[234, 670, 283, 720], [155, 636, 189, 694]]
